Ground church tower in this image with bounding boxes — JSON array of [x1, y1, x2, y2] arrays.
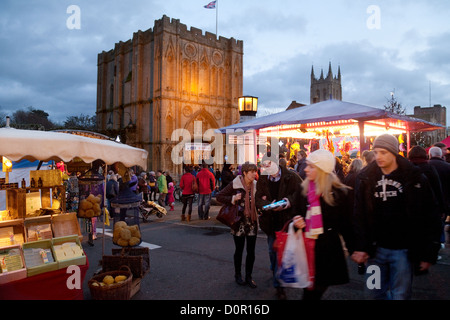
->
[[96, 15, 243, 176], [310, 63, 342, 104]]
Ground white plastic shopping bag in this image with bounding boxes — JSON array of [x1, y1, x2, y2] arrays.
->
[[276, 222, 311, 288]]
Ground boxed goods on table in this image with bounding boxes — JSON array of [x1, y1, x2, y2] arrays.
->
[[22, 239, 58, 277], [51, 212, 83, 241], [52, 235, 86, 269], [0, 245, 27, 284], [24, 216, 52, 242], [0, 224, 25, 247]]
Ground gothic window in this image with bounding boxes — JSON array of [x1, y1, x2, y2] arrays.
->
[[218, 68, 224, 97], [199, 61, 209, 95], [182, 60, 189, 93], [109, 84, 114, 108], [211, 66, 217, 97], [191, 62, 198, 94]]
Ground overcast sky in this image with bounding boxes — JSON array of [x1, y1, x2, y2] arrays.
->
[[1, 0, 449, 126]]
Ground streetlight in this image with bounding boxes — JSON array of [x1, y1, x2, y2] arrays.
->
[[238, 96, 258, 123]]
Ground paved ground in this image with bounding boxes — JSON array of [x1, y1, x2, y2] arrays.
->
[[80, 199, 450, 302]]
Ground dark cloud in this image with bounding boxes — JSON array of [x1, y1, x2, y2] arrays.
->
[[0, 0, 448, 127]]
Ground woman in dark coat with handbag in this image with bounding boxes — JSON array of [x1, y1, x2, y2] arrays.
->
[[216, 162, 259, 288], [293, 149, 355, 300]]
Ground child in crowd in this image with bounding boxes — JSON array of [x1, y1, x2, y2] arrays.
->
[[167, 182, 175, 211]]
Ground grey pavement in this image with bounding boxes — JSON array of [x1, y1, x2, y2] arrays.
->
[[79, 199, 450, 300]]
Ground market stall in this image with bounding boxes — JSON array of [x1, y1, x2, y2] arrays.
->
[[216, 99, 445, 163], [0, 125, 148, 300]]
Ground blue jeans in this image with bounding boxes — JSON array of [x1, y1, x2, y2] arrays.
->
[[365, 247, 413, 300], [267, 235, 281, 288], [198, 193, 211, 219]]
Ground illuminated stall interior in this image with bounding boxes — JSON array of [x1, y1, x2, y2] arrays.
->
[[217, 100, 444, 163]]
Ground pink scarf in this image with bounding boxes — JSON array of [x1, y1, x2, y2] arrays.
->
[[304, 180, 324, 289]]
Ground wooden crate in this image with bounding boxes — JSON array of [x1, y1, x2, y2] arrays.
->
[[129, 277, 141, 299], [24, 216, 52, 242], [52, 212, 82, 241], [0, 244, 27, 284], [22, 239, 58, 277], [0, 220, 25, 246], [6, 188, 26, 220], [52, 235, 86, 269]]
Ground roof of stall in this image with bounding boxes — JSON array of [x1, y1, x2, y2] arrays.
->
[[216, 100, 444, 133], [0, 127, 148, 169]]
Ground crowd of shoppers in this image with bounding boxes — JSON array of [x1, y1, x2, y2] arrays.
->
[[100, 133, 448, 300]]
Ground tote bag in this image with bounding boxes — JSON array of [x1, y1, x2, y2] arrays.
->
[[276, 222, 311, 288]]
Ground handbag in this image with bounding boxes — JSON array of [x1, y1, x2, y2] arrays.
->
[[276, 222, 311, 288], [216, 204, 240, 229]]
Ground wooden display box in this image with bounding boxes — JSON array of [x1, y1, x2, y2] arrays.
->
[[29, 170, 62, 187], [6, 188, 26, 220], [24, 216, 52, 242], [0, 244, 27, 284], [22, 239, 58, 277], [52, 235, 86, 269], [52, 212, 82, 241], [0, 220, 25, 247]]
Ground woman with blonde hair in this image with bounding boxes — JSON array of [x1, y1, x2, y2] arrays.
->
[[293, 149, 355, 300]]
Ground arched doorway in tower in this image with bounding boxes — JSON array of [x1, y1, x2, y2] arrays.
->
[[182, 108, 220, 166]]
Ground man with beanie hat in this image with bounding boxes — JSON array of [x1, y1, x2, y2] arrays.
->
[[352, 134, 442, 300]]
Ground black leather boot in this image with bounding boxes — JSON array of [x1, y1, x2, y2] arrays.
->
[[235, 274, 246, 286]]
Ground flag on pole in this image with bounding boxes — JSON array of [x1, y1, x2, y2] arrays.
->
[[204, 1, 216, 9]]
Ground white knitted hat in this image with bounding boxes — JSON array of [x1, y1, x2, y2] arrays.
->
[[306, 149, 336, 173]]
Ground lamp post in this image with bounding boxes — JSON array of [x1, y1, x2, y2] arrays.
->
[[237, 96, 258, 164], [238, 96, 258, 123]]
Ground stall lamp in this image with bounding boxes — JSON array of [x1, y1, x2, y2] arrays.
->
[[2, 156, 12, 172]]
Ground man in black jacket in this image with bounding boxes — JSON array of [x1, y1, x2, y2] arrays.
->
[[352, 134, 441, 300], [255, 153, 302, 300]]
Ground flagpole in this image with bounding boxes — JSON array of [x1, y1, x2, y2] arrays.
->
[[216, 0, 218, 37]]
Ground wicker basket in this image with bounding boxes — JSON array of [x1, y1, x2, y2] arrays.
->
[[88, 265, 133, 300], [102, 247, 150, 278]]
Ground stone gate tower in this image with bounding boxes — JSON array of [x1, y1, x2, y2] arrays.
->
[[96, 15, 243, 176], [310, 62, 342, 104]]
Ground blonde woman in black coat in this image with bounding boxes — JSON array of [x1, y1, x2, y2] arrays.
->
[[293, 149, 355, 300]]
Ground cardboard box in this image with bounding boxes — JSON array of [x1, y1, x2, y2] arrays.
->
[[0, 244, 27, 284], [52, 235, 86, 269], [22, 239, 58, 277]]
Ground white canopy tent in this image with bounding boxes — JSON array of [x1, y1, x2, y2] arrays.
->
[[0, 127, 148, 169]]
